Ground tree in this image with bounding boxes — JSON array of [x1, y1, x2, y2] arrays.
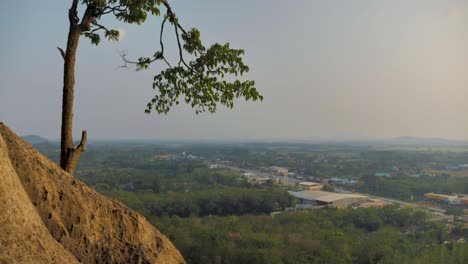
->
[[58, 0, 263, 173], [322, 184, 336, 192]]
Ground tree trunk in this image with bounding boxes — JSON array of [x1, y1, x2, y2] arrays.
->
[[59, 3, 92, 174]]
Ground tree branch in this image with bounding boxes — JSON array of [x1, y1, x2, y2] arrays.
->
[[90, 20, 110, 34], [76, 130, 87, 152], [117, 0, 197, 72], [98, 5, 126, 16], [173, 20, 185, 67], [118, 16, 173, 71], [63, 130, 87, 174], [78, 5, 96, 32], [162, 0, 188, 67], [57, 47, 66, 60], [68, 0, 80, 25], [159, 17, 172, 68]]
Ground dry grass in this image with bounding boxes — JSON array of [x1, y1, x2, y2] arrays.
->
[[425, 169, 468, 177]]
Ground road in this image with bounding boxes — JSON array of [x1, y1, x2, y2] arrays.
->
[[215, 163, 459, 220]]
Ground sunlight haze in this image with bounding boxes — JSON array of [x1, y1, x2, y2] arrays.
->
[[1, 0, 468, 140]]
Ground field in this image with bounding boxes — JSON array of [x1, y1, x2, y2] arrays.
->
[[426, 169, 468, 178]]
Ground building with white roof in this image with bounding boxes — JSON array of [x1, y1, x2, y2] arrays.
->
[[288, 190, 368, 208]]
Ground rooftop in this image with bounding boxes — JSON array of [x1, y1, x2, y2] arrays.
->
[[289, 190, 367, 203], [299, 182, 321, 186]]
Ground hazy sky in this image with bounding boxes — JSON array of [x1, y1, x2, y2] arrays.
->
[[1, 0, 468, 140]]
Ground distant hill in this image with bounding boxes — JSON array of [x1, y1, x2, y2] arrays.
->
[[391, 136, 468, 145], [22, 134, 48, 145]]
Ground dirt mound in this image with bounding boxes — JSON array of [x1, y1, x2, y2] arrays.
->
[[0, 123, 185, 264]]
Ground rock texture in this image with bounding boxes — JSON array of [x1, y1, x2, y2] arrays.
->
[[0, 123, 185, 264]]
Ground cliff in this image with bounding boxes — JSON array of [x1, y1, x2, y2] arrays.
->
[[0, 123, 185, 264]]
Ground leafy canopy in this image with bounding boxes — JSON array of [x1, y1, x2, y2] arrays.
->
[[81, 0, 263, 114]]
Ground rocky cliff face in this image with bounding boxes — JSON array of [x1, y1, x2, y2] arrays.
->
[[0, 123, 185, 264]]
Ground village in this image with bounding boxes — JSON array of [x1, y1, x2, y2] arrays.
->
[[204, 157, 468, 232]]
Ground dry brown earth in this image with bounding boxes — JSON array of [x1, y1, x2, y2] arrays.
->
[[0, 123, 185, 264]]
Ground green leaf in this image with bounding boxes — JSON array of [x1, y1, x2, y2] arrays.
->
[[145, 39, 262, 114], [83, 32, 101, 45], [104, 29, 120, 42]]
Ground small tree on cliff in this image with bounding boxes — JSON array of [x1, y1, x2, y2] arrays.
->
[[59, 0, 262, 174]]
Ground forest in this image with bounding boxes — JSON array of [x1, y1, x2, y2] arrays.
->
[[34, 141, 468, 263], [154, 207, 467, 264]]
